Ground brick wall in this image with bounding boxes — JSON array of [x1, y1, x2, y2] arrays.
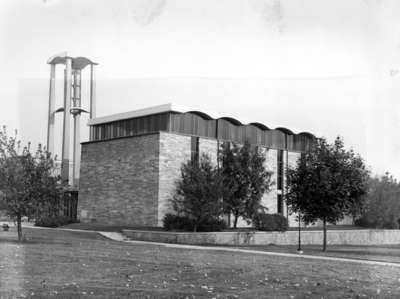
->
[[157, 132, 192, 226], [78, 130, 306, 228], [78, 134, 160, 226]]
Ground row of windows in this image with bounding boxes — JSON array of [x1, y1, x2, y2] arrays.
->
[[91, 113, 169, 141], [90, 112, 314, 152], [191, 136, 200, 165], [277, 149, 284, 190]]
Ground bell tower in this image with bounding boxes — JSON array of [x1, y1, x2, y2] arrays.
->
[[46, 53, 98, 188]]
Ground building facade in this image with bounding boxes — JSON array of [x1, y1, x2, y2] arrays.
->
[[78, 104, 315, 227]]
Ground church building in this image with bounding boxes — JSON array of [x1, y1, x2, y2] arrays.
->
[[77, 104, 315, 227]]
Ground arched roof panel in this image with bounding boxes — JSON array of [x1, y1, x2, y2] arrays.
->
[[298, 132, 316, 139], [186, 111, 214, 120], [249, 122, 270, 130], [275, 127, 295, 135], [218, 117, 243, 126]]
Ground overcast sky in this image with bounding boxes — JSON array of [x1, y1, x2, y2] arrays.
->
[[1, 0, 400, 179]]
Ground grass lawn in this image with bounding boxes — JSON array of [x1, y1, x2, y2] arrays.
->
[[1, 227, 400, 298], [62, 222, 400, 264]]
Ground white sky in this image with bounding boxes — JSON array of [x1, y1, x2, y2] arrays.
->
[[1, 0, 400, 178]]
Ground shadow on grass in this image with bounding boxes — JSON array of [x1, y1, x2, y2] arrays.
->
[[323, 248, 400, 257], [0, 238, 72, 246]]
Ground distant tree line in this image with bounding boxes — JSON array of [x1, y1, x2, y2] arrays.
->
[[355, 173, 400, 229]]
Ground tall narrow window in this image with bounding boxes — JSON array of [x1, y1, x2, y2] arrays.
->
[[191, 136, 199, 165], [277, 194, 283, 214], [277, 149, 284, 190]]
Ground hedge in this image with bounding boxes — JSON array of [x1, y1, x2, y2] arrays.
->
[[34, 216, 78, 228], [163, 214, 227, 232], [253, 213, 288, 231]]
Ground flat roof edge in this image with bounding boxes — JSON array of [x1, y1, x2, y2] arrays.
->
[[88, 103, 183, 125]]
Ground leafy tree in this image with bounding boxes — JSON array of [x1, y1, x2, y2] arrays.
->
[[356, 173, 400, 228], [0, 126, 63, 241], [286, 136, 369, 251], [220, 141, 273, 228], [172, 154, 224, 232]]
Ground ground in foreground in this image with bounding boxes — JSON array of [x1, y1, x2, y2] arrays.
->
[[1, 227, 400, 298]]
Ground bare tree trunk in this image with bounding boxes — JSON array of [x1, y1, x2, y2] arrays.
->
[[322, 218, 327, 252], [17, 214, 22, 242], [233, 211, 239, 229]]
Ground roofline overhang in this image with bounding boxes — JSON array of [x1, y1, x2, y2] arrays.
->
[[87, 103, 316, 138], [47, 52, 98, 70]]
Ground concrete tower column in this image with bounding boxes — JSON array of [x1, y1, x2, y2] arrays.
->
[[61, 58, 72, 184], [46, 64, 56, 155], [73, 115, 80, 187], [72, 70, 82, 187], [47, 53, 97, 186], [90, 64, 96, 119]]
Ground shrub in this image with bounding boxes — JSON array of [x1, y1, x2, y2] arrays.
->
[[355, 216, 399, 229], [163, 213, 227, 232], [197, 218, 227, 232], [34, 216, 77, 228], [163, 214, 194, 231], [172, 154, 224, 232], [253, 213, 288, 231], [354, 216, 374, 228]]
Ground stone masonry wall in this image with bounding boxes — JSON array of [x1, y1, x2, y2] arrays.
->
[[199, 138, 219, 165], [157, 132, 192, 226], [236, 148, 301, 228], [123, 229, 400, 246], [78, 134, 160, 226], [261, 148, 279, 214], [236, 147, 278, 227], [286, 151, 301, 227], [78, 130, 307, 228]]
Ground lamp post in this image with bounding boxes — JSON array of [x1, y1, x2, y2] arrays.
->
[[297, 212, 303, 254]]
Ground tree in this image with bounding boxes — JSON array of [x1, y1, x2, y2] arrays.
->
[[286, 136, 369, 251], [220, 141, 273, 228], [356, 173, 400, 228], [0, 126, 63, 241], [172, 154, 224, 232]]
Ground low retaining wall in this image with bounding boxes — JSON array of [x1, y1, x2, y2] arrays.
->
[[122, 229, 400, 246]]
